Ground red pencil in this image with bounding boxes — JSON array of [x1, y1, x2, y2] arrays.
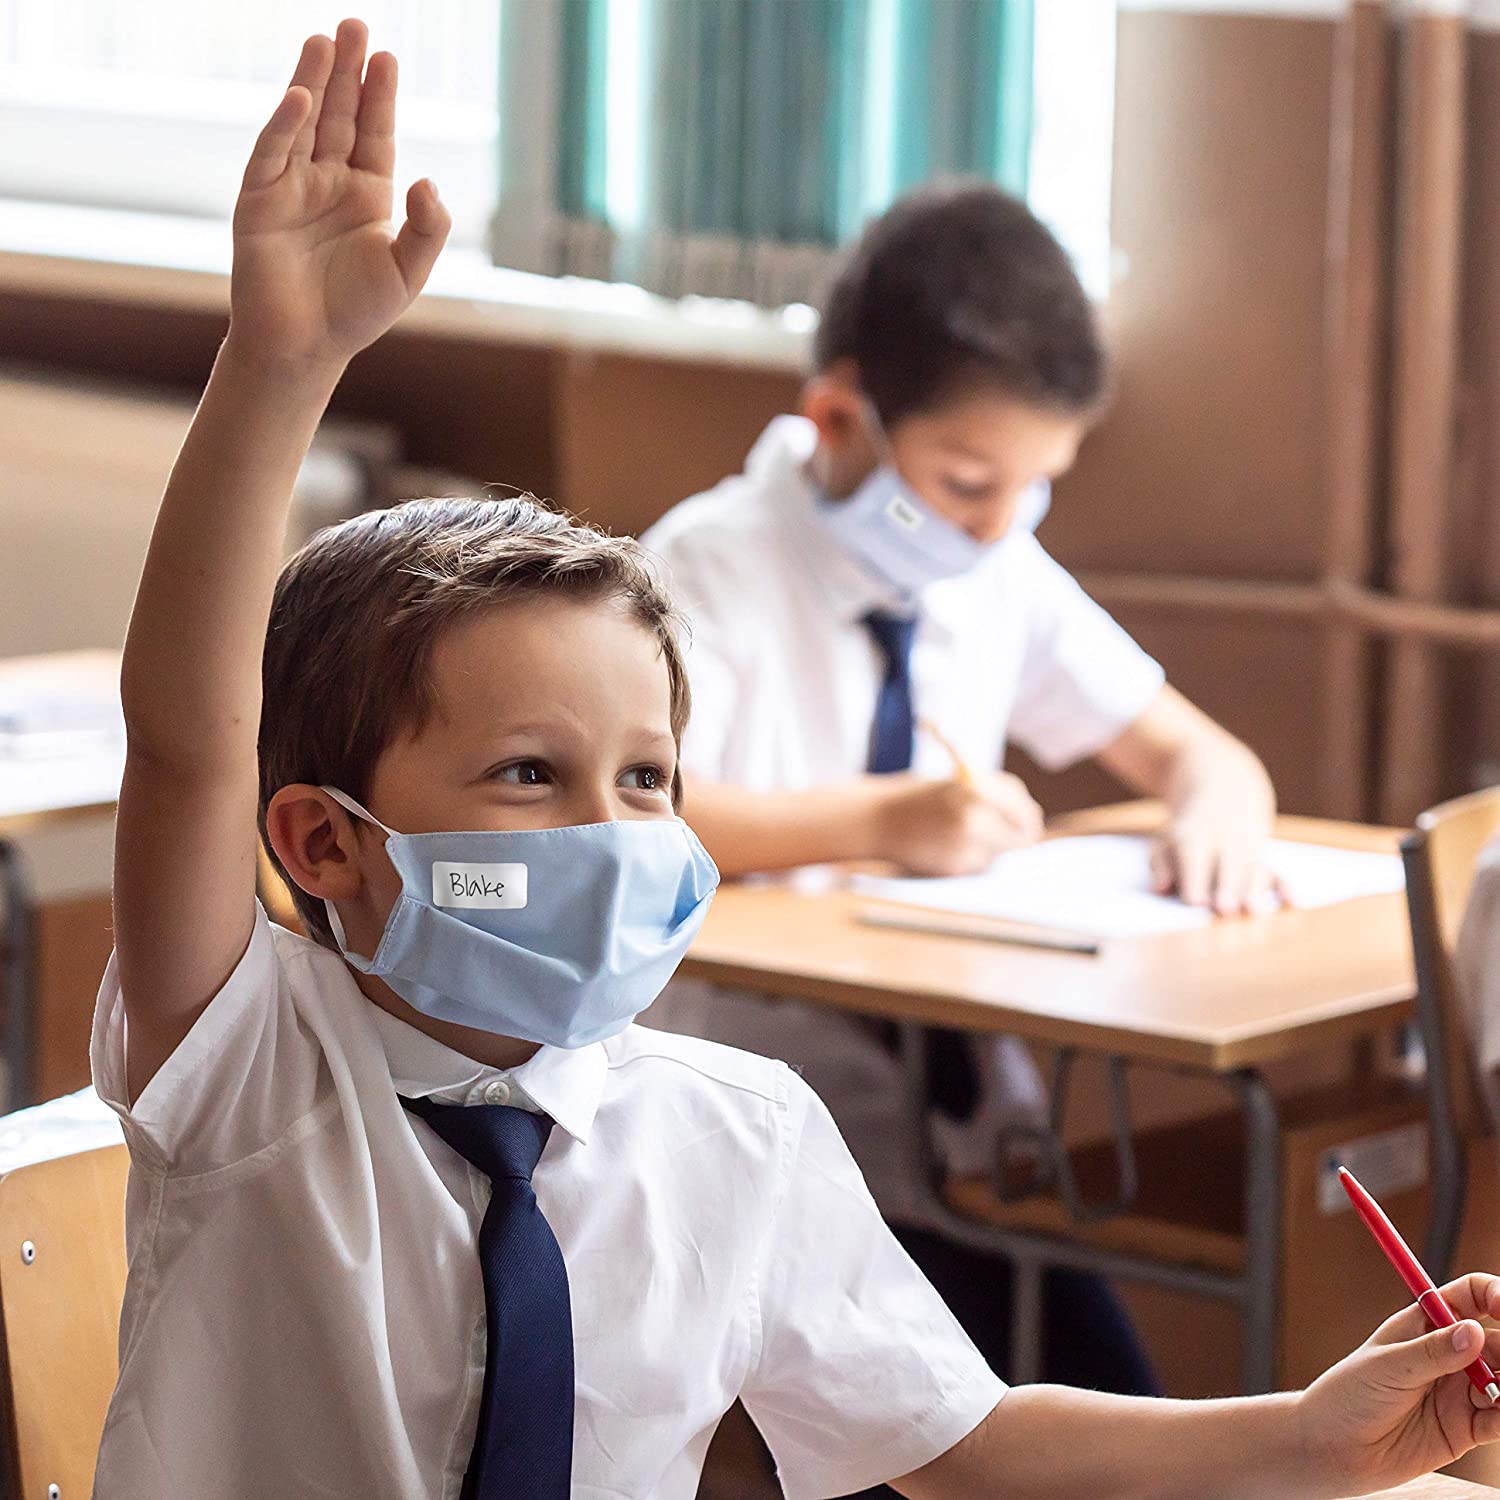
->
[[1338, 1165, 1499, 1403]]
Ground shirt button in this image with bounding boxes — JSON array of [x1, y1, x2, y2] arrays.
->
[[482, 1079, 511, 1106]]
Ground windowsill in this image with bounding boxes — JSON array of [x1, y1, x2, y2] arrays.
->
[[0, 198, 814, 374]]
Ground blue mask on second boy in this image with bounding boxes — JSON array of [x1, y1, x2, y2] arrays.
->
[[814, 465, 987, 601], [321, 787, 721, 1049], [812, 409, 1051, 601]]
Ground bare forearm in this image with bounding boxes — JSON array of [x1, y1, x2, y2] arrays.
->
[[682, 775, 884, 876], [901, 1386, 1316, 1500], [120, 337, 342, 771], [1100, 686, 1273, 818]]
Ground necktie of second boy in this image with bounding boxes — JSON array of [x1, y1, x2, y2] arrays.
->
[[401, 1094, 572, 1498], [863, 610, 918, 774], [860, 610, 980, 1121]]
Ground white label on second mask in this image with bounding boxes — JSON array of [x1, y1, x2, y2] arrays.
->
[[884, 494, 924, 532], [432, 862, 529, 909]]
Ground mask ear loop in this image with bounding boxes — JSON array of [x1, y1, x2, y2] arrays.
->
[[318, 786, 398, 967], [860, 395, 899, 471]]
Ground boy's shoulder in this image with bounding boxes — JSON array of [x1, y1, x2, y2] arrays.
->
[[604, 1023, 797, 1111], [642, 416, 816, 570], [266, 916, 358, 986]]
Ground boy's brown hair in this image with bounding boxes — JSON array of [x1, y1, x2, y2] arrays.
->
[[258, 495, 691, 944], [815, 179, 1107, 426]]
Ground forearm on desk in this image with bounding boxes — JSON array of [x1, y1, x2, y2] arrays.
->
[[897, 1386, 1319, 1500], [681, 774, 887, 876], [1098, 686, 1274, 822]]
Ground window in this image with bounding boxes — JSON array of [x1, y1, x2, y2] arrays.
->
[[0, 0, 1115, 302], [0, 0, 499, 246]]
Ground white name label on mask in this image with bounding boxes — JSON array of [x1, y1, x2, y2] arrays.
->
[[432, 862, 529, 910], [883, 494, 924, 533]]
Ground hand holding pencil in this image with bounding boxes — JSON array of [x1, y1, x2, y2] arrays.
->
[[867, 721, 1042, 878]]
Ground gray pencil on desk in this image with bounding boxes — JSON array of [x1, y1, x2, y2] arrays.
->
[[854, 905, 1101, 955]]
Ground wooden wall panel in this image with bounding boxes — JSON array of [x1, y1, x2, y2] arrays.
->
[[1455, 31, 1500, 796], [1051, 11, 1337, 585], [552, 351, 801, 537], [1015, 603, 1329, 818]]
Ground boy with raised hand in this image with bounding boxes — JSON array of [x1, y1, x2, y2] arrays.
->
[[642, 183, 1279, 1398], [94, 19, 1500, 1499]]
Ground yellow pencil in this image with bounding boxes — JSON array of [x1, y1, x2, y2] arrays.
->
[[918, 715, 974, 784]]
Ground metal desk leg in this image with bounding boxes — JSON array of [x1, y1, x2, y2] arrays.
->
[[0, 840, 35, 1112], [1009, 1255, 1045, 1385], [1233, 1068, 1281, 1393]]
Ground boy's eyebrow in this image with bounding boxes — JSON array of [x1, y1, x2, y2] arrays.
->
[[465, 723, 679, 754]]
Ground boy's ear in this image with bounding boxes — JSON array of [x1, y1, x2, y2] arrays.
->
[[801, 360, 869, 454], [265, 784, 367, 902]]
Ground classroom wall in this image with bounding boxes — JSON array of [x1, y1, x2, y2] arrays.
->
[[13, 6, 1500, 830], [1019, 2, 1342, 814]]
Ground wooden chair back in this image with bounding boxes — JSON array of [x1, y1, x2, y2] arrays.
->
[[1404, 788, 1500, 1140], [0, 1144, 128, 1499]]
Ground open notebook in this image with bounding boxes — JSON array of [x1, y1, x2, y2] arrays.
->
[[850, 834, 1405, 941]]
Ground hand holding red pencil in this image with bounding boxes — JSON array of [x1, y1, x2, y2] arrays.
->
[[1288, 1170, 1500, 1495], [1339, 1166, 1500, 1403]]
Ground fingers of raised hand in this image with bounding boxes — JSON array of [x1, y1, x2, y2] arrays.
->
[[312, 18, 369, 165], [351, 50, 399, 176], [243, 86, 314, 191], [287, 33, 337, 164], [391, 179, 453, 297]]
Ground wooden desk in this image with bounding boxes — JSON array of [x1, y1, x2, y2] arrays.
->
[[680, 808, 1416, 1395], [685, 811, 1410, 1073], [1368, 1481, 1496, 1498], [0, 652, 123, 1106]]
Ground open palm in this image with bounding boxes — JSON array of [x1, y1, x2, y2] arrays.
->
[[230, 20, 449, 369]]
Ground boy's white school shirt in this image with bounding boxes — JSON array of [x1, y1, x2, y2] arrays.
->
[[90, 905, 1005, 1500], [639, 415, 1167, 1222]]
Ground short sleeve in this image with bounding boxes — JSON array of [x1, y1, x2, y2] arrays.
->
[[642, 528, 743, 780], [1005, 536, 1166, 771], [90, 902, 326, 1175], [742, 1073, 1006, 1498]]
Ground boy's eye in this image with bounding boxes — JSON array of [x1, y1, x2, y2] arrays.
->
[[622, 764, 671, 793], [493, 760, 552, 786], [943, 477, 996, 504]]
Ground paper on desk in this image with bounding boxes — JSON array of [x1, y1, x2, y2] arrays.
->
[[849, 835, 1405, 940]]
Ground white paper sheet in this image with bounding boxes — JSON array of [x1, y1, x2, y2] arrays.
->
[[849, 834, 1405, 940]]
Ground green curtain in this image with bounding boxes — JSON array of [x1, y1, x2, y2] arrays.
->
[[493, 0, 1035, 307]]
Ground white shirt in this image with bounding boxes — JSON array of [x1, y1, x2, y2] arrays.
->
[[90, 904, 1004, 1500], [639, 416, 1166, 1219]]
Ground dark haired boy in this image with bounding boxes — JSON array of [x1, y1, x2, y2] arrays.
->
[[643, 182, 1278, 1397], [93, 27, 1500, 1499]]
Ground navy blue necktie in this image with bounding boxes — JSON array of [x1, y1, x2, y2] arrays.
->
[[863, 610, 918, 775], [401, 1094, 572, 1499], [861, 610, 980, 1122]]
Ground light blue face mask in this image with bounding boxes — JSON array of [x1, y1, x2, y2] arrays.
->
[[814, 465, 987, 602], [321, 787, 721, 1049], [812, 408, 1051, 602]]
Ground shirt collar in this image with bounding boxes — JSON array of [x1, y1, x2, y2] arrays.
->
[[370, 1004, 607, 1145], [754, 415, 972, 639]]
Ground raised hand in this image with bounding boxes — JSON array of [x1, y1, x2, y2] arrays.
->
[[229, 19, 450, 372]]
